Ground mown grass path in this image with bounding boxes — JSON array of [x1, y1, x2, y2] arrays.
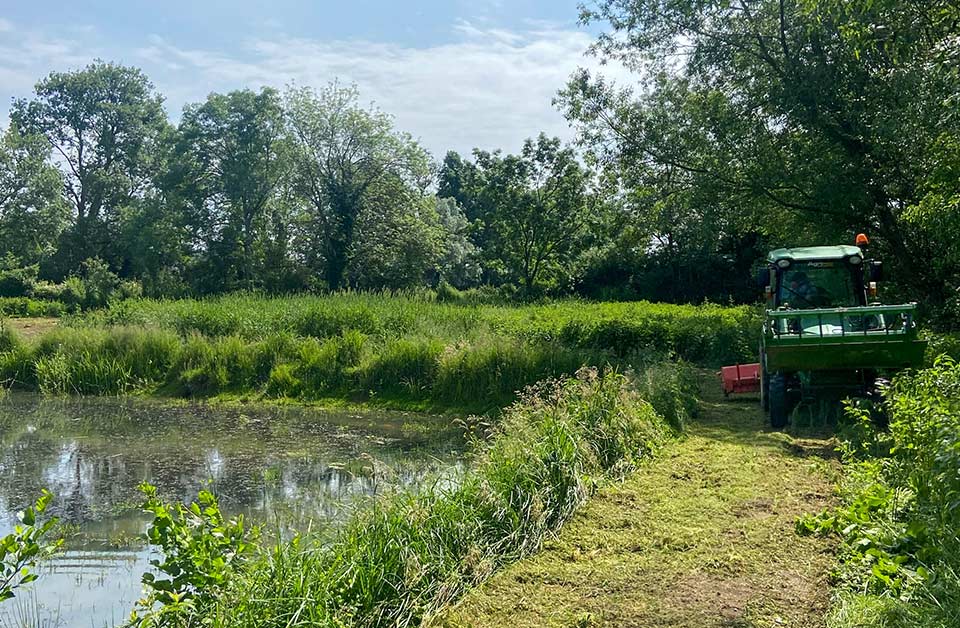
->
[[438, 373, 838, 628]]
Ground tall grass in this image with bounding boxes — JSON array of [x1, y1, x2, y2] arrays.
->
[[81, 292, 759, 365], [151, 367, 694, 627], [1, 294, 755, 409]]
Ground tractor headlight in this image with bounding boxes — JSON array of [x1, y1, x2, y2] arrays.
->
[[776, 259, 791, 269], [848, 255, 862, 265]]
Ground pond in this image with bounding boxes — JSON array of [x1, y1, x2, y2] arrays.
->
[[0, 394, 464, 628]]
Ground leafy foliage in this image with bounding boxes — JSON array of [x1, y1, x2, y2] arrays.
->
[[285, 83, 433, 290], [0, 490, 62, 603], [438, 134, 594, 295], [799, 357, 960, 626], [132, 483, 258, 625], [10, 61, 168, 277], [562, 0, 960, 314]]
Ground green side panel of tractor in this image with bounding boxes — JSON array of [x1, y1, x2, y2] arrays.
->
[[763, 304, 926, 372], [765, 338, 927, 372]]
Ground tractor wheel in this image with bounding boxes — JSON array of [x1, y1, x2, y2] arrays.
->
[[760, 352, 770, 412], [769, 373, 789, 429]]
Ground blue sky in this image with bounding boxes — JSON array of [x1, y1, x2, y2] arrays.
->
[[0, 1, 630, 157]]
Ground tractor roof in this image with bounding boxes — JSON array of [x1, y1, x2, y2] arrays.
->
[[767, 245, 862, 263]]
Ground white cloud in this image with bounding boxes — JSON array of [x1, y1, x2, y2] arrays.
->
[[0, 19, 633, 158]]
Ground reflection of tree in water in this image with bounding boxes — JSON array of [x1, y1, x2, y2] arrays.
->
[[0, 394, 461, 537]]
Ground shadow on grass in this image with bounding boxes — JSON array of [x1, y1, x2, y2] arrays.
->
[[692, 376, 838, 460]]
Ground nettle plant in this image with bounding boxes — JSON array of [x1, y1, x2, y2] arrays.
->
[[132, 483, 258, 625], [0, 490, 62, 602]]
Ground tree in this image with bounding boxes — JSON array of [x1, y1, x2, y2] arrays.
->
[[284, 83, 431, 290], [435, 197, 482, 288], [0, 127, 68, 267], [563, 0, 960, 308], [10, 61, 168, 277], [174, 88, 288, 291], [453, 135, 593, 294], [348, 177, 446, 290]]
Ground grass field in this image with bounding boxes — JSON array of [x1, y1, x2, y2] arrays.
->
[[0, 293, 760, 412]]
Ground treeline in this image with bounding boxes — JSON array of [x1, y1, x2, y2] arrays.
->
[[2, 0, 960, 315], [0, 66, 654, 302]]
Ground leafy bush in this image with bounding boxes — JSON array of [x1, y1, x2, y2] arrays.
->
[[132, 484, 257, 623], [0, 297, 66, 317], [0, 265, 37, 298], [1, 490, 62, 603], [800, 357, 960, 626]]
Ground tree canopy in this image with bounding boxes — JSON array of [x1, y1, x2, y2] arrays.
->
[[0, 8, 958, 318], [560, 0, 960, 312]]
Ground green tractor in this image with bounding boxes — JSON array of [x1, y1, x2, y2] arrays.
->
[[754, 236, 926, 427]]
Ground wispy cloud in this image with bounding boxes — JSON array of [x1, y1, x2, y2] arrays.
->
[[1, 19, 631, 158]]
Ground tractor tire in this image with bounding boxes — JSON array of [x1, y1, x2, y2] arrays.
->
[[769, 373, 789, 429], [760, 352, 770, 412]]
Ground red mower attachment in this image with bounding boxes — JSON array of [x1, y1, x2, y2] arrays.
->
[[720, 363, 761, 397]]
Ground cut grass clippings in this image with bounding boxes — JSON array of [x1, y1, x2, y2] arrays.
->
[[437, 374, 839, 628]]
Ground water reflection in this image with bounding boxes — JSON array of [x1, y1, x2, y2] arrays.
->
[[0, 394, 462, 627]]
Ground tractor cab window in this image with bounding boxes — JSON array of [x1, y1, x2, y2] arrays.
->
[[777, 262, 860, 308]]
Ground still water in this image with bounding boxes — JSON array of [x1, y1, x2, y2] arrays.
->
[[0, 394, 463, 627]]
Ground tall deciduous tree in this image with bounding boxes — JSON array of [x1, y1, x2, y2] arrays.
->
[[0, 127, 68, 267], [174, 88, 288, 291], [284, 83, 431, 290], [450, 135, 593, 294], [10, 61, 168, 277], [562, 0, 960, 307]]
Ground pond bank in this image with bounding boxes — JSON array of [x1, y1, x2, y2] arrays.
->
[[438, 374, 838, 627]]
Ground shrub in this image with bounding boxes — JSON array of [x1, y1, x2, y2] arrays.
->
[[0, 490, 62, 604], [132, 484, 257, 623], [0, 266, 37, 298], [59, 277, 86, 312], [800, 358, 960, 626], [0, 297, 66, 317], [81, 258, 121, 309]]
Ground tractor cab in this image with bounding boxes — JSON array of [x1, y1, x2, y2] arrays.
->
[[761, 245, 881, 311]]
